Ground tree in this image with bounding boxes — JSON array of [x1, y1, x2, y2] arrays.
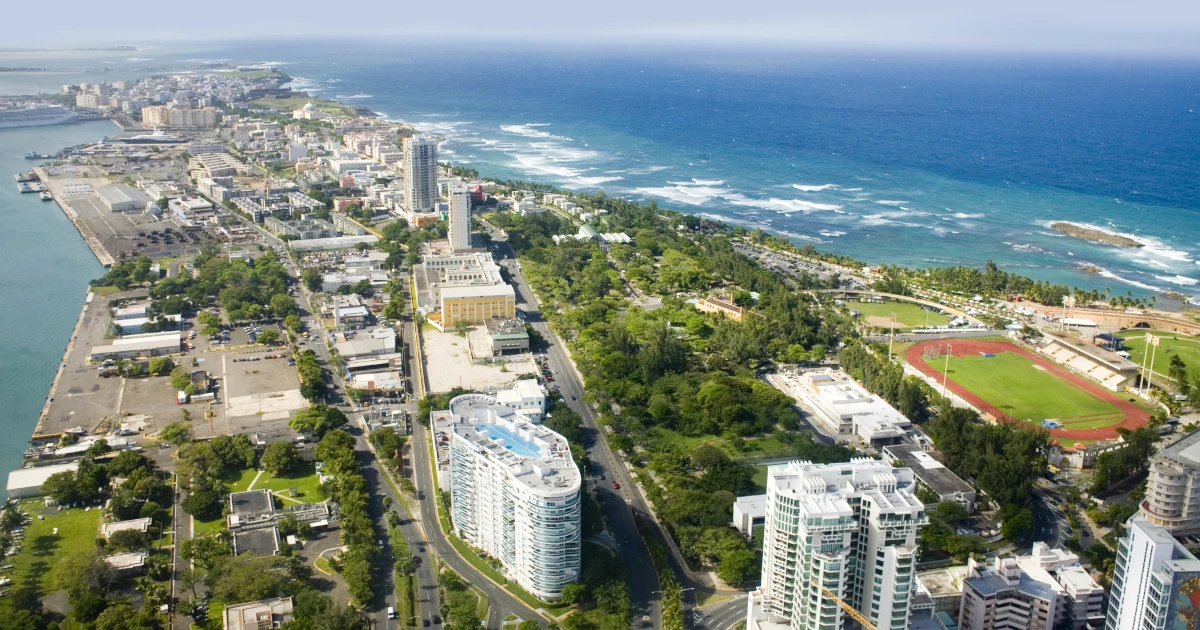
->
[[210, 434, 257, 470], [717, 548, 760, 585], [559, 582, 587, 606], [181, 489, 221, 520], [262, 441, 300, 475], [169, 367, 192, 391], [289, 405, 348, 438], [270, 293, 297, 318], [58, 548, 116, 621], [284, 314, 302, 333], [107, 528, 151, 552], [257, 329, 281, 344], [181, 532, 231, 571], [42, 470, 83, 504], [1169, 354, 1189, 394], [302, 267, 322, 293], [148, 357, 174, 376]]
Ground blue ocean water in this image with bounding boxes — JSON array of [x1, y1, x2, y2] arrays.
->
[[255, 43, 1200, 302]]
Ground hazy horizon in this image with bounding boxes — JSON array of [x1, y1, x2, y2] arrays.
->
[[5, 0, 1200, 58]]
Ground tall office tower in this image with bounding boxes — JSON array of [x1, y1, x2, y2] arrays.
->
[[1105, 517, 1200, 630], [447, 394, 581, 601], [746, 459, 927, 630], [403, 135, 438, 213], [448, 185, 472, 251]]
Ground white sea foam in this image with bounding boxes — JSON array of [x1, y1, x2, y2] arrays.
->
[[792, 184, 838, 192], [951, 212, 985, 219], [629, 166, 671, 175], [875, 200, 908, 206], [842, 188, 864, 192], [1155, 275, 1200, 286], [336, 94, 373, 100], [1096, 268, 1162, 292], [724, 194, 843, 213], [668, 179, 725, 186], [562, 175, 625, 189], [819, 230, 847, 237], [501, 124, 572, 141], [635, 184, 728, 206]]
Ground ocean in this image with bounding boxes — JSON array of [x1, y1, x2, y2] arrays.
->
[[0, 121, 112, 481], [0, 42, 1198, 481]]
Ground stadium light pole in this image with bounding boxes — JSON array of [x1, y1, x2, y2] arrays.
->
[[1139, 332, 1152, 396], [1146, 334, 1160, 395], [889, 312, 896, 359]]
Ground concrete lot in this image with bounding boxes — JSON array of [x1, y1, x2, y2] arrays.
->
[[35, 288, 144, 436], [422, 327, 537, 394], [37, 170, 222, 264]]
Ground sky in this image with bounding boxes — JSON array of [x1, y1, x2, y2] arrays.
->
[[5, 0, 1200, 57]]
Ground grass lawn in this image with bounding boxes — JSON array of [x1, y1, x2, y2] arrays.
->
[[0, 502, 101, 605], [89, 285, 121, 297], [251, 462, 327, 502], [249, 96, 356, 117], [227, 467, 259, 493], [931, 351, 1123, 427], [193, 467, 259, 535], [851, 300, 950, 330], [314, 556, 334, 575], [1116, 330, 1200, 384], [647, 428, 794, 461], [752, 465, 769, 494]]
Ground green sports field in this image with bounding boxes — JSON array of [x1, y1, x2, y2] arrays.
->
[[1116, 330, 1200, 384], [930, 351, 1124, 428], [851, 300, 951, 330]]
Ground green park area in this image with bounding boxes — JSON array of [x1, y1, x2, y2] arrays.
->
[[851, 300, 950, 330], [251, 461, 327, 503], [930, 351, 1125, 428], [248, 96, 357, 118], [1116, 330, 1200, 385], [0, 503, 101, 607]]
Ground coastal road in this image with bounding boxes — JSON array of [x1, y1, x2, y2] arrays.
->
[[488, 231, 671, 629]]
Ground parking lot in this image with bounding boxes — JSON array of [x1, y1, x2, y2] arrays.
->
[[421, 327, 537, 394]]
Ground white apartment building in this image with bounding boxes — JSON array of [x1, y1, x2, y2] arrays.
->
[[746, 459, 927, 630], [959, 543, 1105, 630], [403, 135, 439, 213], [448, 185, 472, 251], [447, 394, 581, 601], [1139, 429, 1200, 535], [1106, 517, 1200, 630]]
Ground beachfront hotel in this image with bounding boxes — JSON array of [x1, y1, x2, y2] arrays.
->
[[746, 459, 927, 630], [446, 394, 581, 601], [403, 135, 439, 213]]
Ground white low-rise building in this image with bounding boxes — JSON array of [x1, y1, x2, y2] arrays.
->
[[772, 368, 912, 447], [494, 379, 547, 422], [447, 393, 581, 601]]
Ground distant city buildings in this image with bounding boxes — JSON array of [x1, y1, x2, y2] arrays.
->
[[745, 459, 927, 630], [141, 105, 219, 128], [1106, 517, 1200, 630], [446, 393, 580, 601], [403, 135, 438, 213]]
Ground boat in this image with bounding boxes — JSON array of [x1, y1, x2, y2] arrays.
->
[[40, 191, 53, 201], [24, 151, 55, 160], [17, 182, 34, 193], [115, 128, 186, 144], [0, 106, 80, 130], [13, 170, 38, 182]]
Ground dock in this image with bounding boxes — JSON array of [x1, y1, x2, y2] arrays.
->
[[33, 167, 116, 267]]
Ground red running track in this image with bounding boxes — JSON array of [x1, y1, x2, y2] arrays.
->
[[906, 339, 1148, 442]]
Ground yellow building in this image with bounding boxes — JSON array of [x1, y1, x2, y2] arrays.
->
[[440, 284, 515, 327], [695, 296, 745, 321]]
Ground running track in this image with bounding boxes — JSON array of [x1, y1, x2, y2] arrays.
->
[[906, 340, 1148, 441]]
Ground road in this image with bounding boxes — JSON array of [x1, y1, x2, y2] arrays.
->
[[488, 230, 677, 629], [252, 219, 445, 629]]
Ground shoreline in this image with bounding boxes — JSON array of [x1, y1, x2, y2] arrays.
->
[[31, 289, 94, 438], [35, 166, 117, 267]]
